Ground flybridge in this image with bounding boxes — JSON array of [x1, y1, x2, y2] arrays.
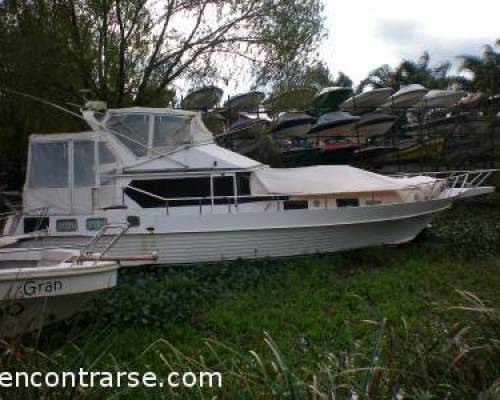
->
[[23, 108, 263, 214]]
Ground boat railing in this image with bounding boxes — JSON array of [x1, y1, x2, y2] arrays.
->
[[79, 223, 130, 260], [125, 184, 290, 215], [390, 169, 497, 190]]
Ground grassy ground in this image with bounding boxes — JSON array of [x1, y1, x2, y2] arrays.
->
[[1, 194, 500, 399]]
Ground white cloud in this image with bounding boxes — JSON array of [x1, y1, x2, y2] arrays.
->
[[323, 0, 500, 86]]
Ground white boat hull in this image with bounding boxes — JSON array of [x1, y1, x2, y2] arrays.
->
[[0, 293, 97, 337], [341, 89, 394, 112], [0, 255, 118, 336], [380, 91, 428, 109], [16, 198, 453, 265]]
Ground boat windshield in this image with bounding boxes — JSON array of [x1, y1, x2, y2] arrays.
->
[[105, 113, 150, 157], [105, 112, 213, 157], [153, 115, 192, 150]]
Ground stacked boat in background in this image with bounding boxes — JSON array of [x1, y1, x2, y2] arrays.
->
[[178, 83, 496, 171]]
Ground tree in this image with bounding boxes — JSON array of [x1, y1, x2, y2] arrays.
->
[[358, 52, 452, 92], [459, 40, 500, 94], [0, 0, 326, 188], [51, 0, 326, 107]]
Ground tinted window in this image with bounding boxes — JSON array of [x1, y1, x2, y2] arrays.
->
[[127, 216, 140, 227], [336, 198, 360, 208], [284, 200, 309, 210], [23, 217, 49, 234]]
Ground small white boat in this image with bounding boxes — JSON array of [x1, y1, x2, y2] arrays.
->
[[340, 88, 393, 113], [309, 111, 360, 137], [181, 86, 224, 110], [353, 112, 398, 140], [412, 90, 466, 109], [379, 84, 429, 109], [0, 247, 119, 336], [224, 92, 265, 112], [271, 112, 317, 138]]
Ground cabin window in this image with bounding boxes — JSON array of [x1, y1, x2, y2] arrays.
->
[[106, 113, 149, 157], [98, 142, 116, 164], [366, 199, 382, 206], [284, 200, 309, 210], [213, 176, 235, 204], [153, 116, 192, 149], [127, 216, 140, 227], [56, 219, 78, 232], [125, 178, 212, 208], [98, 142, 117, 185], [29, 142, 69, 188], [236, 173, 251, 196], [23, 217, 49, 234], [336, 198, 360, 208], [86, 217, 107, 231], [74, 140, 96, 187]]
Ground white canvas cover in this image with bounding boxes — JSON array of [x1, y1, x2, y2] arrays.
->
[[250, 166, 437, 195], [24, 133, 122, 215]]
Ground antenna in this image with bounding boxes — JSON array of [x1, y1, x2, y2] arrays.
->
[[0, 87, 84, 120]]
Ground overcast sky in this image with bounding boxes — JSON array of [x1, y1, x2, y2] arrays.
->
[[320, 0, 500, 87]]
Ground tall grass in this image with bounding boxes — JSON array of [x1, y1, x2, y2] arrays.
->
[[1, 290, 498, 399]]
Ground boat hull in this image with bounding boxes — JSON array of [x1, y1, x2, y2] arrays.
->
[[0, 293, 96, 337], [340, 89, 394, 113], [353, 120, 396, 139], [310, 121, 358, 137], [0, 259, 118, 336], [15, 198, 453, 265], [272, 123, 315, 138]]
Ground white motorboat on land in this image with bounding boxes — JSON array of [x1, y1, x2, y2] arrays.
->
[[353, 112, 398, 140], [309, 111, 360, 137], [0, 105, 495, 266], [379, 84, 429, 110], [223, 91, 265, 112], [340, 88, 394, 113], [181, 86, 224, 110], [271, 112, 317, 138], [412, 90, 466, 109]]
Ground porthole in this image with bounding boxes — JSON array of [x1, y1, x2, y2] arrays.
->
[[56, 219, 78, 232], [86, 218, 107, 231], [127, 216, 140, 227]]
